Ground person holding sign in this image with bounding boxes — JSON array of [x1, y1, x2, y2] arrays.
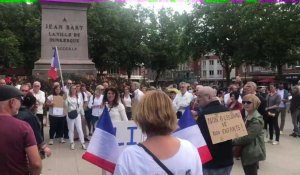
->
[[196, 86, 233, 175], [46, 84, 66, 145], [114, 91, 202, 175], [233, 94, 266, 175]]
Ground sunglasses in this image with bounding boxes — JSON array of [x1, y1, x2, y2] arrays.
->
[[242, 101, 252, 105]]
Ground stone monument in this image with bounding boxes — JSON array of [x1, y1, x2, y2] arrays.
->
[[33, 0, 96, 79]]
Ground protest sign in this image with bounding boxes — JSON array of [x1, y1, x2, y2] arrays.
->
[[113, 121, 145, 151], [53, 96, 64, 116], [205, 110, 247, 144]]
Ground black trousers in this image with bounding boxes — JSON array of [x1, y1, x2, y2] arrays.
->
[[63, 117, 69, 139], [243, 162, 258, 175], [36, 114, 44, 140], [49, 115, 65, 139], [84, 110, 93, 134], [268, 112, 280, 141]]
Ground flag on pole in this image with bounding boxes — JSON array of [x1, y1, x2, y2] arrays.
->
[[173, 106, 213, 164], [82, 107, 119, 173], [48, 48, 60, 80]]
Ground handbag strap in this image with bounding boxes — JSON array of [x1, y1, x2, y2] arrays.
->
[[76, 97, 79, 109], [138, 143, 174, 175]]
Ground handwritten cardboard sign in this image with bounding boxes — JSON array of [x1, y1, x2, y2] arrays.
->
[[205, 110, 247, 144], [53, 96, 64, 107], [53, 96, 65, 116]]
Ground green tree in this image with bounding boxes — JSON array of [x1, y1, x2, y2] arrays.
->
[[88, 2, 124, 75], [0, 30, 22, 68], [88, 3, 149, 79], [186, 4, 246, 86], [0, 3, 40, 70], [259, 3, 300, 80], [146, 8, 186, 86]]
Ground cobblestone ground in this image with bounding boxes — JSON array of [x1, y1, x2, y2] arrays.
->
[[42, 113, 300, 175]]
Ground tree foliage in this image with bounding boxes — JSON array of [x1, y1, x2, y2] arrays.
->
[[145, 8, 187, 86], [0, 3, 40, 70], [186, 3, 300, 84]]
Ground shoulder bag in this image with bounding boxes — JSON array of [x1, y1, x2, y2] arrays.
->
[[138, 143, 174, 175], [68, 97, 79, 119]]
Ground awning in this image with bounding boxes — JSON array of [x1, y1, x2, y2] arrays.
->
[[257, 78, 276, 83]]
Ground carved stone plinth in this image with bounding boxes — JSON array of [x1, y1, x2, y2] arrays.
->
[[33, 2, 96, 79]]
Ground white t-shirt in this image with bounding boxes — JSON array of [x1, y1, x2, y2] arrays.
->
[[173, 91, 194, 113], [133, 89, 144, 103], [114, 139, 202, 175], [30, 89, 45, 115], [123, 95, 132, 108], [88, 95, 104, 117], [107, 103, 128, 122]]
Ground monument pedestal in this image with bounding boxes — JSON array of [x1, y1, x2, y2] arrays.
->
[[33, 59, 96, 79], [33, 2, 96, 79]]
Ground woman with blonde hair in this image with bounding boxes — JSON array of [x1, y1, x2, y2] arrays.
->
[[233, 94, 266, 175], [88, 85, 104, 133], [66, 84, 86, 150], [114, 91, 202, 175]]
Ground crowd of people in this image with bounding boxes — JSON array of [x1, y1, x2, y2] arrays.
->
[[1, 76, 300, 175]]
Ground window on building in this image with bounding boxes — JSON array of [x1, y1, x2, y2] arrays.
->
[[217, 70, 222, 75], [203, 70, 206, 77], [209, 60, 214, 65], [217, 60, 220, 64], [209, 70, 214, 75], [203, 61, 206, 66]]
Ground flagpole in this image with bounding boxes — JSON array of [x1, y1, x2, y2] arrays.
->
[[55, 46, 64, 88]]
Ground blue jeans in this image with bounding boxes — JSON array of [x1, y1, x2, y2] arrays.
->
[[203, 166, 232, 175]]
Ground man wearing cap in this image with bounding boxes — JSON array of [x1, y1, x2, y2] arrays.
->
[[0, 85, 42, 175]]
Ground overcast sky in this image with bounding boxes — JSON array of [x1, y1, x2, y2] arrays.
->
[[125, 2, 194, 13]]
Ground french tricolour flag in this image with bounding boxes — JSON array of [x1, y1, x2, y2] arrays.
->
[[82, 107, 119, 173], [48, 48, 60, 80], [173, 107, 212, 164]]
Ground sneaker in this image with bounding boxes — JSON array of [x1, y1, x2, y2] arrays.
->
[[272, 141, 279, 145], [70, 143, 75, 150], [280, 131, 283, 135], [265, 140, 273, 143], [48, 139, 54, 145], [60, 138, 66, 143], [81, 143, 87, 150]]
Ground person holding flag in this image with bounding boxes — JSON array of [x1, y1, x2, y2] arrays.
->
[[114, 91, 202, 175]]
